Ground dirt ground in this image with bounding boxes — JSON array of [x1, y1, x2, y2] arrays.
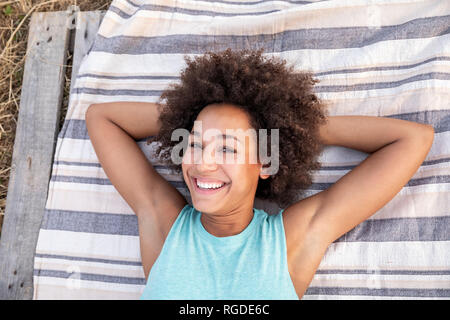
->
[[0, 0, 112, 236]]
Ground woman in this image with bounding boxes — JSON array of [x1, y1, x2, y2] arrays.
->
[[85, 48, 434, 299]]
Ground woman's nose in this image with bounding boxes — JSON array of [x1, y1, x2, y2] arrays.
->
[[197, 146, 219, 170]]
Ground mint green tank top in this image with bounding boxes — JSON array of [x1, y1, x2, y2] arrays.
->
[[140, 204, 299, 300]]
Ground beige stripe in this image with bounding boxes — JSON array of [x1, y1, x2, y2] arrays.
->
[[72, 62, 450, 90], [371, 189, 450, 220], [313, 53, 450, 81], [54, 165, 183, 181], [54, 159, 448, 191], [74, 70, 176, 78], [35, 249, 140, 264], [317, 63, 450, 87], [46, 182, 450, 220], [310, 277, 450, 289], [34, 230, 141, 261], [73, 50, 448, 80], [48, 186, 136, 215], [76, 32, 448, 77], [102, 0, 448, 37], [33, 273, 143, 291], [314, 167, 450, 183], [55, 152, 170, 167], [67, 87, 450, 121], [55, 128, 447, 168], [34, 258, 144, 279], [75, 77, 171, 89], [321, 241, 450, 269], [46, 183, 186, 214], [302, 294, 447, 300], [318, 264, 450, 272], [324, 87, 450, 116], [33, 283, 141, 300]]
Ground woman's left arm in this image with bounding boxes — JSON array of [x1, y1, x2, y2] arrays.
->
[[309, 115, 434, 245]]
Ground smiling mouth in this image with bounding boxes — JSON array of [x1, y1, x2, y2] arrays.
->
[[192, 177, 229, 195]]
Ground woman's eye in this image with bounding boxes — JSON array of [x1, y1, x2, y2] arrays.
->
[[221, 147, 237, 154], [189, 142, 236, 154], [189, 142, 202, 149]]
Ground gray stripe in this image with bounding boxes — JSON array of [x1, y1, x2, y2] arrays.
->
[[33, 269, 146, 285], [315, 56, 450, 76], [40, 206, 450, 241], [138, 0, 317, 6], [49, 174, 187, 188], [315, 72, 450, 92], [305, 286, 450, 297], [108, 4, 281, 20], [34, 253, 142, 266], [325, 157, 450, 169], [40, 209, 139, 236], [52, 157, 450, 172], [62, 105, 449, 146], [76, 73, 179, 80], [71, 87, 161, 96], [315, 269, 450, 275], [334, 216, 450, 242], [311, 175, 450, 191], [58, 118, 158, 140], [89, 15, 450, 54], [74, 56, 450, 80], [35, 255, 449, 275], [33, 269, 450, 296], [49, 168, 450, 190], [70, 72, 450, 96], [53, 160, 163, 169]]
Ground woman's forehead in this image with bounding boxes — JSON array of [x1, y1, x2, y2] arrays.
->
[[190, 127, 257, 146], [198, 103, 250, 122], [194, 104, 253, 131]]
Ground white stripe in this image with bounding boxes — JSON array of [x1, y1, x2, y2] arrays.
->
[[35, 230, 141, 261], [310, 273, 450, 289], [113, 0, 297, 16], [78, 35, 450, 79], [33, 276, 144, 294], [317, 131, 448, 164], [74, 60, 450, 89], [103, 0, 449, 36], [56, 138, 165, 165], [320, 241, 450, 269], [302, 294, 448, 300], [34, 257, 144, 279]]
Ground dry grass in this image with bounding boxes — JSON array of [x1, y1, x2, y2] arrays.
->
[[0, 0, 112, 237]]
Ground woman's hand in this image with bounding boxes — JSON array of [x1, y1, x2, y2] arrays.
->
[[309, 115, 435, 245], [318, 115, 434, 152]]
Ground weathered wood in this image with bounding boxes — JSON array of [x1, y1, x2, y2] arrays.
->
[[69, 10, 106, 94], [0, 11, 72, 299]]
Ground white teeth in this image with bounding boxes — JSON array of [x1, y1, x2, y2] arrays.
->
[[196, 179, 225, 189]]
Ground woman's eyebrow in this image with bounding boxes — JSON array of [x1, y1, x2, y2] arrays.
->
[[190, 130, 242, 145]]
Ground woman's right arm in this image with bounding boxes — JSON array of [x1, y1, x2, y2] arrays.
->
[[85, 102, 187, 278]]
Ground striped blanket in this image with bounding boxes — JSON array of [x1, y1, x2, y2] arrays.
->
[[33, 0, 450, 299]]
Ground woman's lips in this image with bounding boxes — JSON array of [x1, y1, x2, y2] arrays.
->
[[194, 176, 227, 184], [192, 177, 229, 195]]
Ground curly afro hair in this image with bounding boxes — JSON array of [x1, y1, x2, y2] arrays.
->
[[146, 47, 329, 209]]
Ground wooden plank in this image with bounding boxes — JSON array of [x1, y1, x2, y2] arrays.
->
[[0, 11, 71, 299], [69, 10, 106, 94]]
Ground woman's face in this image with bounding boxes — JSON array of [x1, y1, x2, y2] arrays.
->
[[181, 103, 269, 214]]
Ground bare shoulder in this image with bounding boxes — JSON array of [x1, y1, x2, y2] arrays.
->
[[282, 191, 331, 298], [282, 190, 327, 255], [138, 190, 187, 280]]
